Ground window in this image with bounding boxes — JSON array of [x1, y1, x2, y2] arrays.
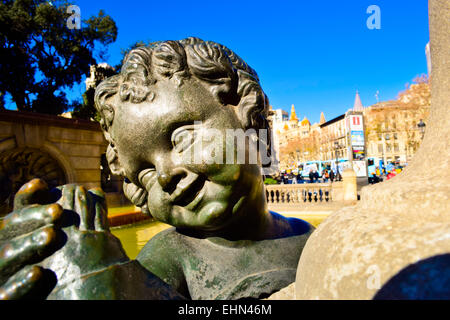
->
[[378, 144, 383, 153], [394, 143, 399, 152], [386, 144, 392, 152], [394, 133, 398, 140]]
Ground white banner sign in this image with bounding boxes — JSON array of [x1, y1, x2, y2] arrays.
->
[[353, 160, 367, 177], [349, 115, 364, 131]]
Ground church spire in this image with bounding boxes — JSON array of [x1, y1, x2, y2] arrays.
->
[[319, 111, 326, 124], [353, 90, 364, 112], [289, 104, 298, 121]]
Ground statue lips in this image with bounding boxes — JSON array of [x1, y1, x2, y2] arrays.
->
[[138, 168, 206, 211], [124, 180, 148, 207], [138, 168, 157, 191], [170, 174, 206, 211]]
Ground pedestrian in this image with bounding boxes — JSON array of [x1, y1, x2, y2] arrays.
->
[[322, 169, 329, 183], [314, 170, 320, 183], [386, 170, 396, 180], [309, 170, 314, 183], [329, 169, 335, 182], [291, 172, 297, 184], [296, 172, 302, 184], [276, 175, 281, 184]]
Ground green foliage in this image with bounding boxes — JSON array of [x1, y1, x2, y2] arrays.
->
[[0, 91, 5, 109], [72, 63, 116, 120], [0, 0, 117, 115], [264, 178, 278, 185], [72, 40, 153, 120]]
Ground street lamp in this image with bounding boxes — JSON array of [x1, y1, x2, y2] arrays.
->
[[418, 119, 426, 139], [334, 141, 340, 179], [382, 133, 390, 171]]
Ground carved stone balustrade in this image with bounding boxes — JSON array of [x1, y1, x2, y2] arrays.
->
[[265, 183, 332, 205]]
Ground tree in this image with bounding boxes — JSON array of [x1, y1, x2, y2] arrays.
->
[[0, 0, 117, 115], [279, 131, 321, 170], [71, 40, 153, 120], [364, 75, 431, 163], [71, 63, 116, 120], [0, 91, 5, 109]]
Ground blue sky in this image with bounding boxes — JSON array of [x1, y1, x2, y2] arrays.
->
[[34, 0, 432, 123]]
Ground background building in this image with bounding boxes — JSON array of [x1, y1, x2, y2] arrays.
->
[[0, 110, 128, 217], [271, 78, 430, 175], [364, 79, 430, 167]]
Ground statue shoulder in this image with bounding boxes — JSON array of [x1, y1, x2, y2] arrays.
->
[[136, 227, 178, 260], [269, 210, 315, 238], [135, 227, 192, 298]]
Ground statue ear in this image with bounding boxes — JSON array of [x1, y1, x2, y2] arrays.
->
[[105, 143, 126, 176]]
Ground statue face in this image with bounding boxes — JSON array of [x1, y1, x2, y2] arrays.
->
[[109, 77, 264, 231]]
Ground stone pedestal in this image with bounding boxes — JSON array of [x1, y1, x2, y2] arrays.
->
[[342, 169, 357, 202], [330, 181, 343, 201], [295, 0, 450, 299]]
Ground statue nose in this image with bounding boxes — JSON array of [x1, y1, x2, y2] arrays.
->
[[157, 168, 187, 193]]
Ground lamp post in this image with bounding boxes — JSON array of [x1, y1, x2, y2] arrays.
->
[[404, 146, 409, 165], [383, 133, 390, 173], [334, 141, 340, 179], [417, 119, 426, 140]]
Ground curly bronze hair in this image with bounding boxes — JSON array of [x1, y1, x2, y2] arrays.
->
[[95, 37, 269, 134]]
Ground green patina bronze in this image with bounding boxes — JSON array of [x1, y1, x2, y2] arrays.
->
[[0, 179, 184, 299], [137, 225, 310, 299], [0, 38, 313, 300]]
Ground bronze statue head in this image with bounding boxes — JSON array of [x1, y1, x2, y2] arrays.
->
[[94, 37, 273, 234]]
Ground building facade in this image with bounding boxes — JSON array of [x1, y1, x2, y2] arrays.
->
[[269, 81, 430, 174], [0, 110, 127, 216], [364, 101, 429, 166]]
